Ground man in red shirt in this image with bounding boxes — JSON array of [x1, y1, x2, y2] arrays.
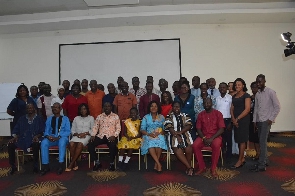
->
[[192, 97, 225, 178]]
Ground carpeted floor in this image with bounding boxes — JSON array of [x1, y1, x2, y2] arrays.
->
[[1, 133, 295, 196]]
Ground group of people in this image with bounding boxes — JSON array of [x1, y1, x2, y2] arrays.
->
[[6, 74, 280, 177]]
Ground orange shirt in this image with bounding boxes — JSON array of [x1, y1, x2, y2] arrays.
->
[[113, 93, 137, 120], [85, 90, 105, 118]]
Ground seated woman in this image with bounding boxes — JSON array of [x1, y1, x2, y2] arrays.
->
[[117, 107, 141, 171], [140, 101, 167, 173], [165, 101, 194, 176], [66, 103, 94, 171], [161, 91, 173, 118]]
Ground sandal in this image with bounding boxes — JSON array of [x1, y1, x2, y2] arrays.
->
[[73, 166, 78, 171], [187, 168, 194, 176], [65, 168, 72, 172]]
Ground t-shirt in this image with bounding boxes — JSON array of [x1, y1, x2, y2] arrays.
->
[[113, 93, 137, 120]]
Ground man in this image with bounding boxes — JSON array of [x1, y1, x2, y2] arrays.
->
[[88, 102, 121, 171], [37, 84, 55, 120], [115, 76, 124, 94], [250, 74, 280, 172], [113, 82, 137, 120], [191, 76, 201, 98], [146, 76, 161, 96], [157, 78, 168, 99], [8, 103, 44, 175], [37, 82, 45, 96], [216, 82, 232, 160], [30, 85, 39, 104], [98, 84, 105, 92], [73, 79, 80, 86], [103, 83, 117, 112], [62, 80, 71, 97], [207, 78, 221, 97], [129, 76, 146, 108], [139, 81, 160, 118], [40, 103, 71, 176], [192, 98, 225, 178], [85, 80, 105, 118], [194, 83, 216, 120], [172, 81, 181, 99], [50, 85, 65, 115], [80, 79, 89, 95], [179, 77, 188, 85]]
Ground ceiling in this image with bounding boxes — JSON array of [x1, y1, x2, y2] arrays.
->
[[0, 0, 294, 34]]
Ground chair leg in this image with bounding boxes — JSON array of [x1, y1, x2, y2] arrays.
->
[[138, 151, 141, 171], [166, 152, 169, 170], [220, 147, 224, 166], [144, 154, 147, 170], [39, 150, 41, 170], [16, 150, 20, 171]]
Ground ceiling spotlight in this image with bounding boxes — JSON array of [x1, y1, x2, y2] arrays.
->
[[281, 32, 292, 42]]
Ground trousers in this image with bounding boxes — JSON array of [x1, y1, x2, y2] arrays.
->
[[88, 136, 117, 163], [41, 137, 68, 164], [257, 121, 270, 169]]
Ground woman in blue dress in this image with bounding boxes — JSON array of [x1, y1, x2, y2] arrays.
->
[[7, 84, 37, 130], [141, 101, 167, 173], [174, 81, 196, 140]]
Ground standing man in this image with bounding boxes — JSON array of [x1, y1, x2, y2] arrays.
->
[[80, 79, 89, 95], [37, 84, 55, 120], [51, 85, 65, 115], [73, 79, 80, 86], [146, 76, 161, 96], [115, 76, 124, 94], [207, 78, 221, 97], [37, 82, 45, 96], [30, 85, 39, 104], [8, 103, 44, 174], [172, 81, 181, 99], [62, 80, 71, 97], [191, 76, 201, 98], [129, 76, 146, 108], [251, 74, 280, 172], [139, 81, 160, 119], [85, 80, 105, 118], [157, 78, 168, 99], [216, 82, 232, 160], [192, 98, 225, 178], [88, 102, 121, 171], [103, 83, 117, 112], [40, 103, 71, 176], [113, 82, 137, 120]]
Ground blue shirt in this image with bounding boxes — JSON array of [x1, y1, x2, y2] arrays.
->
[[102, 94, 116, 112], [12, 115, 45, 151], [44, 116, 71, 138], [7, 97, 37, 128], [174, 94, 196, 124], [207, 88, 220, 97]]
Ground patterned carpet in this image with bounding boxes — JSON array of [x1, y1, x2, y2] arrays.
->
[[1, 133, 295, 196]]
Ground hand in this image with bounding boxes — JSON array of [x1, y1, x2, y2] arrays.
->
[[226, 123, 232, 131], [8, 137, 17, 144], [32, 136, 39, 142], [176, 135, 182, 144], [90, 136, 95, 142], [108, 136, 116, 142], [267, 120, 273, 125], [253, 122, 257, 132], [78, 133, 86, 139], [51, 137, 59, 142], [204, 138, 213, 146]]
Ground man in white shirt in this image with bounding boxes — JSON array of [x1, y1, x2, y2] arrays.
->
[[216, 82, 232, 160], [207, 78, 221, 98], [191, 76, 201, 98], [51, 85, 65, 115], [37, 84, 55, 120]]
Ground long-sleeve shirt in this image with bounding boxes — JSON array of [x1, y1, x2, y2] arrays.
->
[[91, 112, 121, 138], [44, 116, 71, 138], [253, 87, 281, 122]]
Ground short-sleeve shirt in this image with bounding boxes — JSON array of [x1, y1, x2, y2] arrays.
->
[[62, 95, 88, 122], [113, 93, 137, 120], [196, 109, 225, 138], [85, 90, 105, 118], [37, 94, 56, 117]]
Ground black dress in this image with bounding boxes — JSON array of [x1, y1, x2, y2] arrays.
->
[[232, 93, 250, 143], [249, 96, 259, 143]]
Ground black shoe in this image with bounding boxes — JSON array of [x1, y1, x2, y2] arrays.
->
[[57, 167, 63, 175], [230, 164, 244, 169], [93, 163, 102, 171], [40, 168, 50, 176], [33, 167, 39, 174], [109, 164, 115, 171], [253, 163, 269, 168], [250, 166, 266, 172], [9, 167, 17, 175]]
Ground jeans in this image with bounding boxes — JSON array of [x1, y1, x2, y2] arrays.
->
[[257, 121, 271, 169]]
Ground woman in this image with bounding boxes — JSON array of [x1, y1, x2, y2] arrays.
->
[[174, 81, 196, 140], [249, 82, 260, 160], [164, 101, 194, 176], [7, 84, 37, 129], [141, 101, 167, 173], [62, 84, 88, 122], [66, 103, 94, 171], [230, 78, 251, 168], [161, 91, 173, 117]]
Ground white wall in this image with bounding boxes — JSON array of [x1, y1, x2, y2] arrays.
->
[[0, 23, 294, 131]]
